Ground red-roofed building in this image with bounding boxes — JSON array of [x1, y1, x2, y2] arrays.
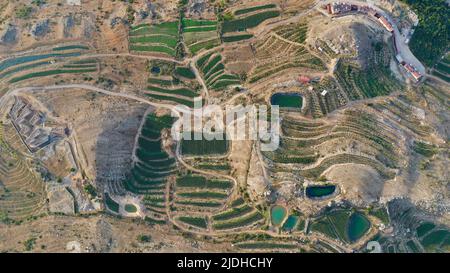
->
[[378, 16, 394, 32], [403, 63, 422, 81], [298, 75, 311, 84]]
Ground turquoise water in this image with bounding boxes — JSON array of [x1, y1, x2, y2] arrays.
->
[[271, 205, 287, 226], [0, 52, 81, 72], [347, 212, 371, 242], [0, 61, 51, 79], [306, 185, 336, 198], [282, 215, 299, 231]]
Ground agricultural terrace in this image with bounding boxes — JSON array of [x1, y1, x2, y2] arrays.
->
[[222, 7, 280, 33], [432, 53, 450, 83], [265, 110, 399, 182], [249, 23, 325, 83], [209, 199, 265, 232], [181, 132, 229, 156], [182, 19, 220, 55], [0, 45, 97, 84], [310, 209, 371, 243], [0, 124, 46, 223], [145, 60, 202, 108], [173, 175, 233, 218], [301, 76, 348, 118], [129, 22, 180, 57], [184, 157, 231, 173], [368, 97, 432, 137], [122, 113, 175, 223], [196, 52, 241, 91], [218, 4, 280, 45], [334, 43, 402, 100]]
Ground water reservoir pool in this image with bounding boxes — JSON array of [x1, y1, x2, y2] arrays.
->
[[282, 215, 299, 231], [271, 205, 287, 226], [306, 185, 336, 198], [270, 93, 303, 109], [347, 212, 371, 242]]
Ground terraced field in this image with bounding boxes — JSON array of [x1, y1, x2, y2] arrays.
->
[[222, 9, 280, 33], [302, 76, 348, 118], [145, 60, 202, 107], [334, 44, 402, 100], [432, 53, 450, 83], [249, 25, 325, 83], [0, 124, 47, 223], [0, 45, 97, 84], [265, 109, 399, 181], [310, 209, 371, 243], [181, 132, 229, 156], [182, 19, 220, 55], [122, 113, 175, 223], [375, 201, 450, 253], [184, 157, 231, 174], [196, 52, 241, 91], [129, 22, 180, 57], [173, 175, 233, 214]]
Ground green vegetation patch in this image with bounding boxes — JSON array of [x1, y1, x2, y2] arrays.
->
[[222, 10, 280, 33], [413, 141, 438, 157], [53, 45, 89, 51], [177, 216, 208, 229], [174, 66, 196, 79], [399, 0, 450, 66], [213, 211, 264, 230], [181, 132, 229, 155], [420, 230, 449, 252], [212, 205, 254, 221], [416, 222, 436, 238], [222, 34, 254, 43], [176, 175, 233, 189], [234, 4, 277, 16], [9, 68, 97, 83], [104, 193, 119, 213], [177, 191, 228, 199]]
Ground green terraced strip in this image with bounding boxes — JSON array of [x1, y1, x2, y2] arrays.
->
[[183, 26, 217, 33], [174, 66, 196, 79], [145, 93, 194, 107], [176, 176, 232, 189], [9, 68, 97, 83], [177, 216, 207, 229], [104, 193, 119, 213], [222, 10, 280, 33], [62, 64, 97, 69], [129, 35, 178, 48], [234, 4, 277, 15], [148, 77, 174, 86], [177, 191, 228, 199], [129, 45, 176, 56], [202, 55, 222, 74], [147, 85, 198, 98], [0, 61, 51, 79], [189, 39, 220, 54], [182, 19, 217, 27], [130, 22, 179, 36], [175, 200, 222, 207], [53, 45, 89, 51], [213, 211, 264, 230], [223, 34, 254, 42], [236, 242, 297, 249], [0, 52, 82, 72], [213, 206, 254, 221]]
